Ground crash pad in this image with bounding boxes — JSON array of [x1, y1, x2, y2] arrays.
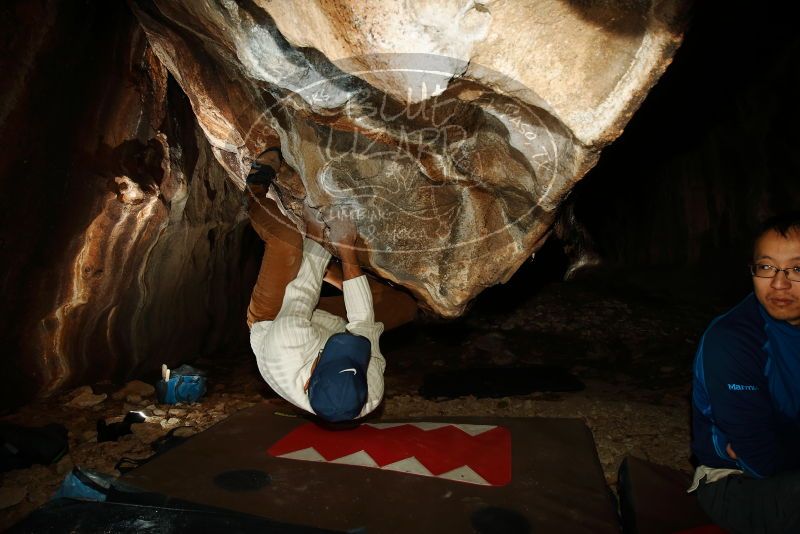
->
[[268, 421, 512, 486], [7, 497, 337, 533], [618, 456, 721, 534], [120, 406, 619, 533]]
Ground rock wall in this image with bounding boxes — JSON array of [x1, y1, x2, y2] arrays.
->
[[129, 0, 690, 317], [0, 1, 256, 405]]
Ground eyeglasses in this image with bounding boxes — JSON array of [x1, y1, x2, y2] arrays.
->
[[750, 263, 800, 282]]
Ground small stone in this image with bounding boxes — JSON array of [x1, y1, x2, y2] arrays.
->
[[67, 389, 107, 408], [172, 427, 196, 438], [126, 394, 142, 403], [112, 380, 156, 400], [82, 430, 97, 442], [65, 385, 93, 400], [144, 404, 157, 411], [167, 408, 186, 417], [152, 409, 166, 416], [0, 485, 27, 510], [160, 417, 181, 429]]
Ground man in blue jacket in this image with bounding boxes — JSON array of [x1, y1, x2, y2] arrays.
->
[[690, 212, 800, 533]]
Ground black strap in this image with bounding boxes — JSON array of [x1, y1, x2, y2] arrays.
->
[[114, 456, 147, 474], [72, 467, 111, 492]]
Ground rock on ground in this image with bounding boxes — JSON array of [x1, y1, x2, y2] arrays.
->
[[65, 387, 107, 409], [112, 380, 156, 400]]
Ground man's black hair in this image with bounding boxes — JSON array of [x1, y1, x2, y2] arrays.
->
[[750, 211, 800, 260], [754, 211, 800, 245]]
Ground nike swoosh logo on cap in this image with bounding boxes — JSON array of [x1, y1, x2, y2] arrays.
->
[[339, 368, 357, 375]]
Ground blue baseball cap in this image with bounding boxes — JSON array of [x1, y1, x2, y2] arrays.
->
[[308, 333, 371, 422]]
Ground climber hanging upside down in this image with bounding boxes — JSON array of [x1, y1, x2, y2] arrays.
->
[[244, 147, 417, 422]]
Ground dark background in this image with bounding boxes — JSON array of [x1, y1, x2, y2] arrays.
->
[[505, 0, 800, 308]]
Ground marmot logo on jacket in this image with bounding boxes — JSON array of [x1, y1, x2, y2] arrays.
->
[[727, 383, 760, 391]]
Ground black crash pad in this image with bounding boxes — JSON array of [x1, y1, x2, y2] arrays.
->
[[120, 406, 619, 533], [618, 456, 718, 534], [7, 497, 338, 533]]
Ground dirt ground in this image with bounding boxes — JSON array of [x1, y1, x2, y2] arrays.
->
[[0, 270, 733, 530]]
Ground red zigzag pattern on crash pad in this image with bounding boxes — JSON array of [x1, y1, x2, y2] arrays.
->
[[268, 423, 511, 486]]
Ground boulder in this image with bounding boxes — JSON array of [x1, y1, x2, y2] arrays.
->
[[0, 0, 690, 401], [130, 0, 690, 316]]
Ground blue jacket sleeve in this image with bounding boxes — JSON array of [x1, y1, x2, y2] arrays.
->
[[701, 327, 786, 477]]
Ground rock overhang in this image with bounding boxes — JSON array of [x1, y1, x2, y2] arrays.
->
[[130, 0, 690, 316]]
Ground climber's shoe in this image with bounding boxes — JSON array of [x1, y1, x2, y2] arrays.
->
[[245, 147, 282, 207]]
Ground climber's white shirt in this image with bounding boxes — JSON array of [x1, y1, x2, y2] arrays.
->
[[250, 238, 385, 417]]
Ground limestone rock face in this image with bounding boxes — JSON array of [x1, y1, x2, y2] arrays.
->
[[0, 1, 256, 403], [130, 0, 689, 316]]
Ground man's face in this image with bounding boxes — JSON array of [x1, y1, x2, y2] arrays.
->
[[753, 229, 800, 326]]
